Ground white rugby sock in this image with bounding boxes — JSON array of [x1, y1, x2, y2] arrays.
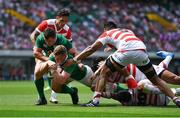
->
[[159, 56, 172, 69], [92, 91, 101, 103]]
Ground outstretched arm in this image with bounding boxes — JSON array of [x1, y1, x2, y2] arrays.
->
[[74, 41, 103, 61]]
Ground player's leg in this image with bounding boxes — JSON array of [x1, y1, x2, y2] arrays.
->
[[159, 70, 180, 85], [137, 60, 180, 107], [78, 65, 94, 87], [157, 51, 174, 69], [51, 70, 79, 104], [34, 60, 49, 105]]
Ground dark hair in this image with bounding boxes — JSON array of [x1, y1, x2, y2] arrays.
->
[[104, 21, 117, 30], [44, 28, 56, 39], [57, 8, 70, 17], [53, 45, 67, 55], [91, 57, 105, 72]]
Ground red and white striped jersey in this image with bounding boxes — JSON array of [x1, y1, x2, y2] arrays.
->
[[126, 64, 165, 83], [36, 19, 72, 41], [97, 28, 146, 51]]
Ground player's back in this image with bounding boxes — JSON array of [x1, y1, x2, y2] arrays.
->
[[98, 28, 146, 51]]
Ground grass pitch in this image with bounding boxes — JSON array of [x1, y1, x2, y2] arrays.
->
[[0, 81, 180, 117]]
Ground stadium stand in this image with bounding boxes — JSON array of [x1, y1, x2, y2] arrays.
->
[[0, 0, 179, 80]]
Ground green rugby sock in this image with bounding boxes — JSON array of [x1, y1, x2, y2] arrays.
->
[[34, 77, 45, 99], [47, 77, 52, 88], [60, 84, 74, 94]]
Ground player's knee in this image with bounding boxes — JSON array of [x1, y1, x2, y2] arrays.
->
[[174, 76, 180, 84], [137, 62, 158, 80], [52, 84, 60, 93]]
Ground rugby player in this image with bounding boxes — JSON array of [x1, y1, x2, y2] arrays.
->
[[30, 8, 75, 103], [33, 28, 78, 105], [74, 21, 180, 107]]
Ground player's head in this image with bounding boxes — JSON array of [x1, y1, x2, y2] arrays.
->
[[103, 21, 117, 31], [53, 45, 67, 62], [44, 28, 57, 46], [56, 8, 70, 26]]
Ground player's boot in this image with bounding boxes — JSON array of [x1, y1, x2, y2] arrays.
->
[[49, 91, 58, 104], [81, 100, 99, 107], [49, 97, 58, 104], [35, 97, 47, 105], [173, 97, 180, 108], [70, 87, 79, 105], [156, 51, 174, 59]]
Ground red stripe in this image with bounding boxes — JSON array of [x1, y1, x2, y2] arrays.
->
[[121, 34, 134, 40], [132, 64, 136, 78], [114, 31, 123, 39], [127, 64, 130, 73], [98, 32, 107, 38], [125, 38, 141, 42], [109, 29, 119, 37]]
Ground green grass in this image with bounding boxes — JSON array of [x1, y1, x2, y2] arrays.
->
[[0, 81, 180, 117]]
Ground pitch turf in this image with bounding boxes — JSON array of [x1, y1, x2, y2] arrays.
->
[[0, 81, 180, 117]]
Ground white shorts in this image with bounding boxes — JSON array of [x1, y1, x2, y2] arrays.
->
[[111, 50, 150, 66], [78, 65, 94, 87]]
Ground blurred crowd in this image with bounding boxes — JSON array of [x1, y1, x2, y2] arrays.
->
[[0, 0, 179, 52], [0, 0, 179, 80]]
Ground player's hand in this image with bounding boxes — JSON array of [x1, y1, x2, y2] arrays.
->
[[49, 64, 58, 70]]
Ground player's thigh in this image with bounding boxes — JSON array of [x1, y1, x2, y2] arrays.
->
[[51, 78, 63, 93], [34, 61, 49, 79], [160, 70, 178, 84], [79, 65, 94, 87], [111, 50, 150, 66]]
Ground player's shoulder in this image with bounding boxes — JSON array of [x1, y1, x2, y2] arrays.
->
[[56, 33, 65, 39], [49, 53, 55, 61], [98, 31, 108, 39], [63, 24, 70, 31], [44, 19, 56, 25], [36, 33, 44, 40]]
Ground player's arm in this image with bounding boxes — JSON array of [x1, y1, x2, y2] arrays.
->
[[74, 41, 103, 61], [33, 47, 49, 61], [30, 30, 40, 45], [30, 20, 47, 44]]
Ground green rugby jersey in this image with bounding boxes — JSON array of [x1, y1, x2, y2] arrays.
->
[[35, 33, 72, 56], [49, 54, 87, 81]]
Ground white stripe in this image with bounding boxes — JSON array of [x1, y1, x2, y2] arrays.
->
[[122, 36, 138, 41], [130, 64, 133, 75], [111, 31, 121, 39], [35, 28, 42, 33], [117, 32, 133, 40]]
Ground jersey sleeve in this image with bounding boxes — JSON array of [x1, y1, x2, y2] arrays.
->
[[57, 35, 72, 50], [36, 20, 48, 33], [96, 32, 108, 45], [64, 63, 76, 75], [65, 28, 72, 41], [35, 35, 43, 49]]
